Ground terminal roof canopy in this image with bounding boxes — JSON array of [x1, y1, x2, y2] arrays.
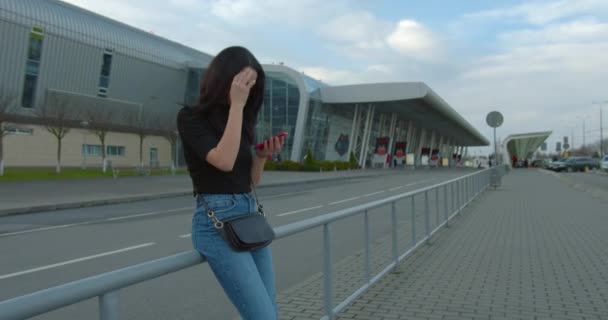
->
[[503, 131, 552, 160], [320, 82, 489, 146]]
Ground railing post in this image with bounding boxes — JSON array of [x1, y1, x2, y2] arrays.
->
[[451, 182, 455, 217], [424, 191, 430, 244], [364, 210, 371, 283], [435, 188, 440, 227], [99, 290, 119, 320], [456, 180, 462, 214], [391, 202, 398, 268], [411, 196, 416, 247], [444, 184, 448, 227], [323, 223, 333, 319], [462, 179, 465, 209], [469, 176, 472, 202]]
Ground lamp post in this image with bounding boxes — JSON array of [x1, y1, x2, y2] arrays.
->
[[576, 115, 590, 154], [592, 101, 607, 156], [486, 111, 504, 165], [80, 120, 89, 169]]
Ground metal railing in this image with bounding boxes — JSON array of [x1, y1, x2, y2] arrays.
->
[[0, 166, 505, 320]]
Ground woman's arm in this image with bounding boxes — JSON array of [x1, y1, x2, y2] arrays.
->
[[251, 153, 266, 187], [205, 109, 243, 172], [206, 68, 257, 172]]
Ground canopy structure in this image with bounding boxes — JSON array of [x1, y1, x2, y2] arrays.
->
[[320, 82, 489, 146], [501, 131, 552, 164]]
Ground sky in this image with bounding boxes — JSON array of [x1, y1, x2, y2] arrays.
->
[[62, 0, 608, 154]]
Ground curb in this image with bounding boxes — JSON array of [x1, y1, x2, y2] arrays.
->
[[0, 172, 382, 217]]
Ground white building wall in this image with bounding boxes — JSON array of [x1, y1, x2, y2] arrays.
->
[[3, 124, 171, 168]]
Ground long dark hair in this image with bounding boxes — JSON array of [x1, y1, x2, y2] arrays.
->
[[195, 46, 265, 145]]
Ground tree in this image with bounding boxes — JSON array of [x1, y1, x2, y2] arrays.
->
[[305, 149, 315, 166], [126, 109, 153, 170], [85, 107, 115, 173], [0, 91, 18, 176], [155, 114, 179, 170], [39, 100, 75, 175]]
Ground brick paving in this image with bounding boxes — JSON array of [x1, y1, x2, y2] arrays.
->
[[278, 170, 608, 320]]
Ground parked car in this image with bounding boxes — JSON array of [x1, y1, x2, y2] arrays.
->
[[532, 159, 551, 168], [547, 158, 567, 171], [559, 157, 599, 172], [601, 155, 608, 172]]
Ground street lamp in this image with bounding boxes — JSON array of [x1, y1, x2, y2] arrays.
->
[[576, 115, 590, 154], [592, 100, 607, 156], [80, 120, 89, 169]]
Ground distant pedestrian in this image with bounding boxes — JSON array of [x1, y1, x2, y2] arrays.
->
[[178, 46, 282, 319]]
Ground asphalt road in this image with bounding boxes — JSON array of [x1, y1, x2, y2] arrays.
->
[[0, 168, 476, 320]]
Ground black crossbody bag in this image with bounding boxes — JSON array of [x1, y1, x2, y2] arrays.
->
[[199, 187, 275, 252]]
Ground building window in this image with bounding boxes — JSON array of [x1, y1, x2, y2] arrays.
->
[[82, 144, 102, 157], [3, 127, 34, 136], [98, 49, 113, 97], [106, 145, 125, 157], [81, 144, 126, 157], [21, 26, 44, 108], [184, 68, 203, 106]]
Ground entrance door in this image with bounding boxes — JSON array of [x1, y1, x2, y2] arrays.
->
[[150, 147, 159, 168]]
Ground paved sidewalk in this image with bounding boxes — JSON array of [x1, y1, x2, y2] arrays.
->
[[278, 170, 608, 319], [0, 169, 391, 216]]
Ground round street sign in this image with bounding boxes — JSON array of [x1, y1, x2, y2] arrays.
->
[[486, 111, 504, 128]]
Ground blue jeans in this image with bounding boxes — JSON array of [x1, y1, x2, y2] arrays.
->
[[192, 193, 278, 320]]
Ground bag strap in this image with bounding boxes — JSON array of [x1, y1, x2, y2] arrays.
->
[[251, 184, 265, 216]]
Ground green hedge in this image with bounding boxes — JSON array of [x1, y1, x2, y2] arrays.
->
[[264, 159, 359, 172]]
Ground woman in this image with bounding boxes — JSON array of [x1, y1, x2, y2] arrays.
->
[[177, 46, 284, 319]]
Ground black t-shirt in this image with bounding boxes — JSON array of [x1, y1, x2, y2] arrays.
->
[[177, 107, 253, 194]]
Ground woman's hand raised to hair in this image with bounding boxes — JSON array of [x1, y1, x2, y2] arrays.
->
[[229, 67, 258, 111]]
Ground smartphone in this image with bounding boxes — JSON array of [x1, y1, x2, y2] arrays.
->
[[255, 132, 288, 150]]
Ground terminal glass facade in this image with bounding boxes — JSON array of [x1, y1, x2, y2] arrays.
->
[[302, 89, 329, 160], [257, 72, 301, 159]]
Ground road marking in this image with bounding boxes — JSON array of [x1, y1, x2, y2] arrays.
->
[[0, 243, 156, 280], [179, 233, 191, 238], [328, 197, 360, 205], [261, 191, 308, 200], [277, 206, 323, 217], [405, 182, 420, 186], [389, 186, 404, 191], [0, 207, 193, 238], [107, 207, 191, 221], [0, 222, 93, 238], [362, 191, 385, 197]]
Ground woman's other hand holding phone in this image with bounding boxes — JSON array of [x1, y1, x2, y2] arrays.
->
[[255, 135, 285, 159]]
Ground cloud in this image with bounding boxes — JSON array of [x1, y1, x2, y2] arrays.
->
[[386, 20, 438, 59], [499, 18, 608, 45], [319, 11, 391, 51], [210, 0, 346, 27], [298, 65, 401, 85], [366, 64, 392, 74], [441, 1, 608, 148], [464, 0, 608, 25]]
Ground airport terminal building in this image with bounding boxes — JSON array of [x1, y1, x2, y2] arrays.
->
[[0, 0, 488, 170]]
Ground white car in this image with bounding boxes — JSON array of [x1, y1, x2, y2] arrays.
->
[[601, 155, 608, 172]]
